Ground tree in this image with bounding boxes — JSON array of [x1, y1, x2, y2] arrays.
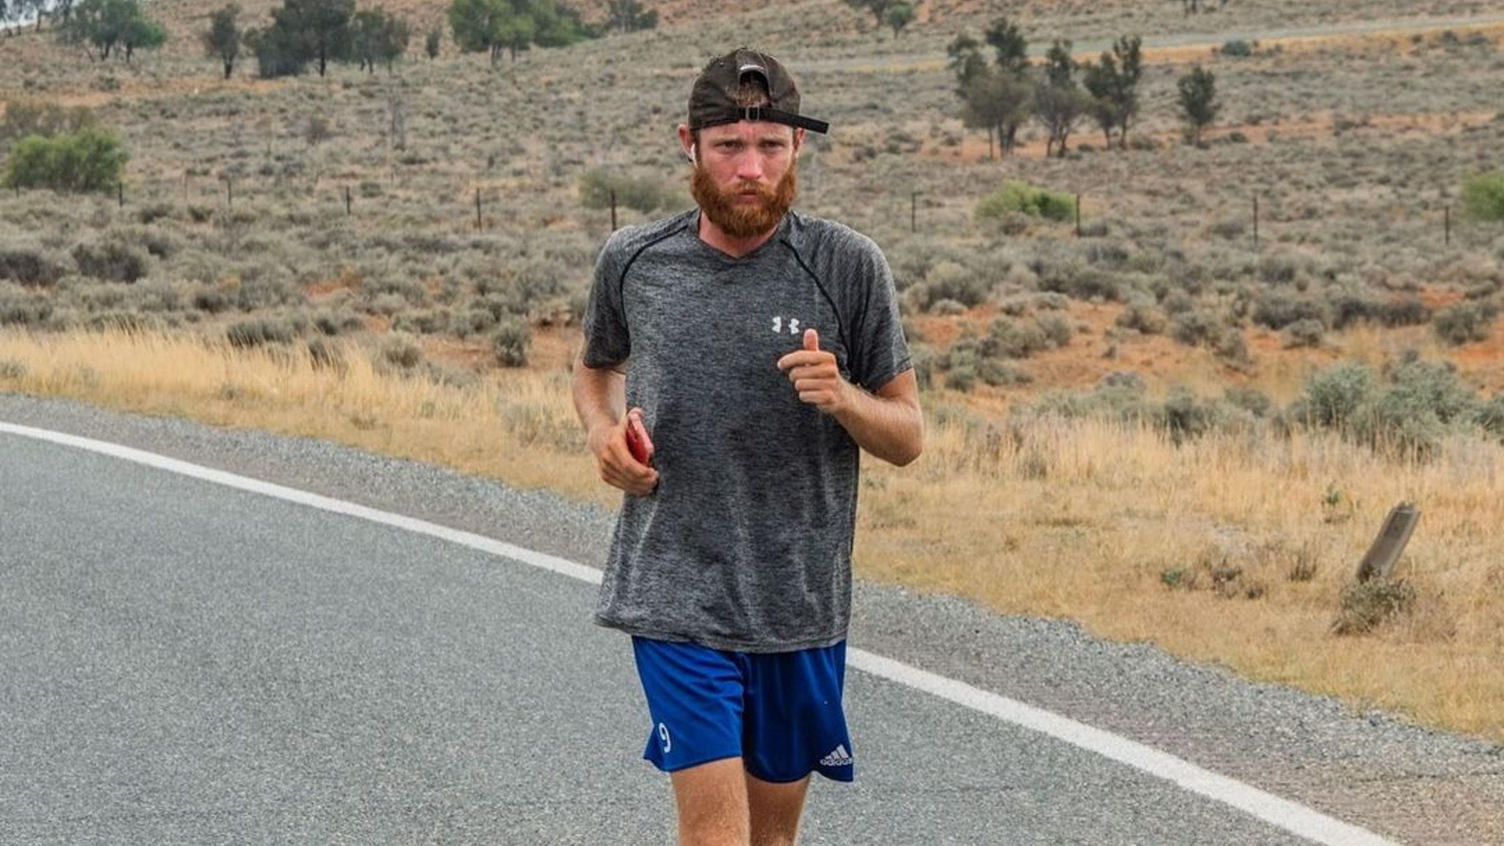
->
[[883, 2, 913, 37], [983, 16, 1028, 75], [1178, 64, 1219, 146], [1033, 40, 1088, 158], [62, 0, 160, 63], [120, 14, 165, 63], [271, 0, 355, 77], [243, 23, 308, 77], [1081, 36, 1142, 151], [449, 0, 588, 66], [948, 21, 1033, 158], [606, 0, 656, 33], [843, 0, 894, 33], [203, 4, 240, 80], [425, 27, 441, 58]]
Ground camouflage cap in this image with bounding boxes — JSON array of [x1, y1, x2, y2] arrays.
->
[[687, 48, 829, 135]]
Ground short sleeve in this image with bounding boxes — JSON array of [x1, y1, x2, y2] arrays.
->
[[581, 231, 630, 369], [849, 239, 912, 392]]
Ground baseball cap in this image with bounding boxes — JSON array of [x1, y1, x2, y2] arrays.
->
[[687, 48, 830, 135]]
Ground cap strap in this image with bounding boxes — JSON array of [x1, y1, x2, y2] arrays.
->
[[694, 106, 829, 134]]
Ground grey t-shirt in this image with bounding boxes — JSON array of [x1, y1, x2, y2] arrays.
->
[[581, 208, 912, 653]]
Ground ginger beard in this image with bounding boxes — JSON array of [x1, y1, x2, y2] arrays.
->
[[689, 149, 799, 239]]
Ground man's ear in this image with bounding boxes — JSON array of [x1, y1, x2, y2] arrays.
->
[[793, 127, 806, 157], [676, 123, 695, 164]]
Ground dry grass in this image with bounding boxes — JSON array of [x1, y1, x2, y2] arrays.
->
[[4, 325, 1503, 742]]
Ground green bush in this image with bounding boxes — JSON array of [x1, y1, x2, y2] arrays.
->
[[1299, 362, 1374, 428], [381, 332, 424, 369], [1462, 171, 1504, 222], [1220, 39, 1254, 57], [975, 181, 1076, 224], [578, 168, 668, 214], [227, 317, 297, 348], [1283, 318, 1325, 348], [1, 127, 129, 193], [1116, 299, 1167, 334]]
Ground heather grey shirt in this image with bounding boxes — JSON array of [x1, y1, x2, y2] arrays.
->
[[581, 208, 912, 653]]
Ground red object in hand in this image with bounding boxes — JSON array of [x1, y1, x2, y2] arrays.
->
[[625, 414, 652, 466]]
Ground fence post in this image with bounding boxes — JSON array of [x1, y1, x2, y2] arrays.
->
[[1075, 192, 1081, 237], [118, 181, 124, 209], [1355, 502, 1420, 583], [226, 177, 233, 209], [910, 191, 917, 233], [475, 188, 482, 231], [1252, 195, 1259, 250], [345, 186, 351, 216], [1445, 204, 1451, 246], [610, 189, 618, 232]]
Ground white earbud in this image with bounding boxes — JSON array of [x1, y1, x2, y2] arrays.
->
[[686, 146, 697, 165]]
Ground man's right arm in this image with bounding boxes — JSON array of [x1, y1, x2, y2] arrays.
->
[[572, 347, 626, 445], [573, 347, 658, 496]]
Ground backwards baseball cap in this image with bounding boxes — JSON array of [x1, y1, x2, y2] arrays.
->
[[687, 48, 830, 135]]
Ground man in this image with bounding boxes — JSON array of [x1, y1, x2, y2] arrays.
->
[[571, 47, 922, 846]]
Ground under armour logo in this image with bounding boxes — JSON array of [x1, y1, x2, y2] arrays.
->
[[772, 316, 803, 335]]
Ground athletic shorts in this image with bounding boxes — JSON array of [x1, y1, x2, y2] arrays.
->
[[631, 635, 855, 784]]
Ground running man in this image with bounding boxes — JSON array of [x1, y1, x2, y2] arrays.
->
[[571, 47, 923, 846]]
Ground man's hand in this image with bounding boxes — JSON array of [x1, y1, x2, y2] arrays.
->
[[588, 407, 658, 497], [777, 328, 853, 415]]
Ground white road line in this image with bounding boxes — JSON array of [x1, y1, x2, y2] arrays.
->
[[1, 419, 1403, 846]]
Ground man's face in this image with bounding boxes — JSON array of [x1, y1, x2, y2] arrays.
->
[[687, 120, 803, 239]]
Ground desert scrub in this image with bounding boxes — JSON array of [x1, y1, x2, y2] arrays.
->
[[492, 316, 531, 367], [1432, 300, 1498, 346]]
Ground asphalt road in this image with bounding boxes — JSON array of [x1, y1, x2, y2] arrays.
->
[[2, 393, 1500, 845]]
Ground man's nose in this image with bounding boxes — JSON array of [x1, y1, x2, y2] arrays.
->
[[733, 150, 765, 182]]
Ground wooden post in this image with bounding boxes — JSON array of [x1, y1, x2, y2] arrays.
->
[[610, 189, 618, 232], [118, 181, 124, 209], [910, 191, 917, 233], [1075, 192, 1081, 237], [475, 188, 482, 231], [1355, 502, 1420, 583], [1445, 204, 1451, 246], [1252, 195, 1259, 250], [345, 186, 352, 216], [226, 177, 233, 209]]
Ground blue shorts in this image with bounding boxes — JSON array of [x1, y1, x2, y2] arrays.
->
[[631, 636, 854, 784]]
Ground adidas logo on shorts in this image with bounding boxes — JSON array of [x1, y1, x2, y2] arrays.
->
[[819, 744, 853, 767]]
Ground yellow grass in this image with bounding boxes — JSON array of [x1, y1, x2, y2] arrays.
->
[[3, 326, 1503, 741]]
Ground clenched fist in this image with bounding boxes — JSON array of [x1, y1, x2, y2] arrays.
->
[[589, 407, 658, 497]]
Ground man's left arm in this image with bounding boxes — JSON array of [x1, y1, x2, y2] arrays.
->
[[777, 329, 923, 466], [830, 369, 923, 466]]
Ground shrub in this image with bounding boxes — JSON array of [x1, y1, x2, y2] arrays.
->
[[381, 332, 424, 369], [985, 317, 1048, 359], [1170, 309, 1225, 347], [0, 249, 64, 287], [1332, 579, 1415, 635], [306, 337, 346, 372], [975, 181, 1076, 224], [72, 242, 148, 283], [1252, 290, 1327, 330], [919, 260, 989, 309], [1433, 301, 1497, 345], [1220, 39, 1253, 57], [1283, 318, 1325, 348], [978, 358, 1032, 387], [227, 317, 297, 348], [1, 128, 129, 193], [492, 316, 532, 367], [578, 168, 667, 214], [946, 365, 977, 392], [1462, 171, 1504, 222], [1115, 299, 1166, 334], [1299, 362, 1374, 428]]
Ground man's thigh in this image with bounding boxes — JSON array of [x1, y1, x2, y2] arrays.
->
[[746, 770, 811, 846], [670, 757, 750, 846]]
